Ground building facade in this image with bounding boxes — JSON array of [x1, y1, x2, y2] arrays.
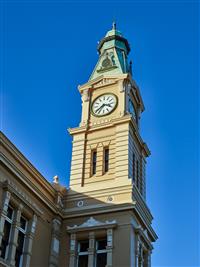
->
[[0, 24, 157, 267]]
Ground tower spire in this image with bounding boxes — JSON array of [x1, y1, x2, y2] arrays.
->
[[89, 24, 131, 80]]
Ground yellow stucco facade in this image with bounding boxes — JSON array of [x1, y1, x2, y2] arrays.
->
[[0, 24, 157, 267]]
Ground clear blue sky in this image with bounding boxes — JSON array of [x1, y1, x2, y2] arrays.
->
[[1, 1, 199, 266]]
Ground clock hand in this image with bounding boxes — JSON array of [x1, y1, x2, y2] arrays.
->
[[95, 105, 103, 112], [96, 104, 105, 113], [105, 103, 112, 107]]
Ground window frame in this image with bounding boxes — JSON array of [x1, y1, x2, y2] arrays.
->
[[77, 240, 89, 267], [104, 147, 109, 174], [91, 150, 97, 176], [15, 215, 28, 267], [0, 205, 14, 260], [95, 238, 107, 267]]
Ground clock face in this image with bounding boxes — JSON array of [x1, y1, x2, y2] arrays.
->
[[92, 94, 117, 117]]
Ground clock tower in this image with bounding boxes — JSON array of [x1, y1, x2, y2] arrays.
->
[[65, 24, 157, 267]]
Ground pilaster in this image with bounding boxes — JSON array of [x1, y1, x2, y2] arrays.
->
[[135, 235, 140, 267], [115, 123, 129, 180], [49, 218, 62, 267], [7, 204, 23, 267], [70, 132, 86, 188], [80, 89, 90, 126], [106, 228, 113, 267], [22, 214, 38, 267], [69, 233, 77, 267], [147, 250, 151, 267], [118, 80, 126, 117], [88, 232, 95, 267]]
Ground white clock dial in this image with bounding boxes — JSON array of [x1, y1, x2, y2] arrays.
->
[[92, 94, 117, 117]]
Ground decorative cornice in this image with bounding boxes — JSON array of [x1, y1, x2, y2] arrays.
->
[[97, 35, 130, 54], [1, 179, 43, 216], [135, 225, 154, 250], [78, 74, 128, 92], [132, 185, 153, 223], [0, 153, 60, 215], [63, 203, 135, 219], [132, 185, 158, 242], [0, 131, 56, 195], [67, 217, 117, 233], [68, 116, 150, 157]]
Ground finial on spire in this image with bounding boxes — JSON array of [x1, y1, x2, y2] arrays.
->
[[112, 21, 116, 30]]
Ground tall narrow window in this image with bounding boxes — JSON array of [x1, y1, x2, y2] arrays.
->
[[96, 239, 107, 267], [136, 160, 140, 189], [77, 240, 89, 267], [15, 216, 27, 267], [92, 150, 97, 175], [132, 153, 135, 182], [140, 157, 144, 196], [104, 148, 109, 173], [0, 205, 13, 259]]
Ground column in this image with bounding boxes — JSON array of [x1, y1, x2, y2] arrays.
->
[[147, 250, 151, 267], [106, 229, 113, 267], [7, 204, 23, 267], [140, 245, 144, 267], [69, 233, 77, 267], [118, 80, 126, 117], [80, 88, 90, 126], [22, 214, 38, 267], [88, 232, 95, 267], [135, 236, 140, 267], [0, 190, 11, 248], [49, 218, 61, 267]]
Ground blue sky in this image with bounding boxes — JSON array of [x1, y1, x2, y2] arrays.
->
[[1, 0, 199, 266]]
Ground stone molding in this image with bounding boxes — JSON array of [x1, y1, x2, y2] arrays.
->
[[78, 74, 128, 92], [134, 226, 153, 251], [0, 132, 56, 196], [67, 217, 117, 233], [1, 180, 43, 216]]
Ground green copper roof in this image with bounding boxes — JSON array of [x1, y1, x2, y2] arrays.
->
[[105, 22, 123, 37], [89, 23, 131, 81]]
